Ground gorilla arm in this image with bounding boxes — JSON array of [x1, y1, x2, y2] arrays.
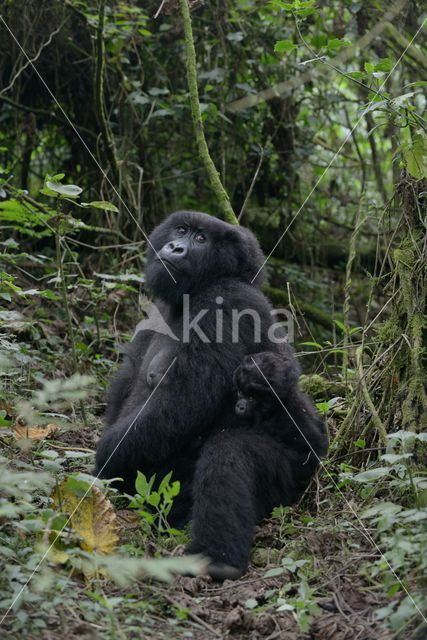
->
[[103, 330, 154, 427]]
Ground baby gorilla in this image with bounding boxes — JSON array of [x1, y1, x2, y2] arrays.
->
[[233, 350, 328, 504]]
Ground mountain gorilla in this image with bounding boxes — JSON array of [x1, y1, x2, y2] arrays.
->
[[95, 211, 327, 580]]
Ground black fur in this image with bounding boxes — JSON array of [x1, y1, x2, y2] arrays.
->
[[95, 211, 328, 580]]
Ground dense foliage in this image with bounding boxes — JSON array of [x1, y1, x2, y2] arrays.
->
[[0, 1, 426, 638]]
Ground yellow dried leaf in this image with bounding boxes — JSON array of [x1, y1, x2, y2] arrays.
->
[[53, 480, 120, 555], [13, 422, 58, 441]]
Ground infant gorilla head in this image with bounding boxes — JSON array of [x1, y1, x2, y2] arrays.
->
[[233, 351, 299, 418], [144, 210, 265, 304]]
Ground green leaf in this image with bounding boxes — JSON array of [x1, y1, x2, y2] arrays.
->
[[354, 438, 366, 449], [334, 319, 345, 332], [245, 598, 258, 609], [270, 1, 294, 10], [81, 201, 119, 212], [347, 71, 365, 80], [274, 40, 297, 54], [402, 133, 427, 179], [147, 493, 160, 507], [264, 566, 285, 577], [45, 181, 83, 197], [353, 467, 390, 483], [380, 453, 413, 464], [404, 80, 427, 88], [327, 38, 351, 53], [316, 401, 329, 414], [374, 58, 393, 72], [300, 341, 322, 349], [135, 471, 152, 497], [158, 471, 173, 493], [362, 502, 402, 519]]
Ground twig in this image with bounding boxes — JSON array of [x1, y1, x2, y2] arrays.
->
[[54, 214, 88, 427], [0, 22, 64, 96], [238, 146, 265, 221], [0, 95, 95, 138], [356, 346, 387, 446], [226, 0, 408, 113], [161, 592, 221, 637], [50, 444, 95, 453]]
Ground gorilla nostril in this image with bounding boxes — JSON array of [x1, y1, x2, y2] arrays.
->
[[165, 241, 186, 256]]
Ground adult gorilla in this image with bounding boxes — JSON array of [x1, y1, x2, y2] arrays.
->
[[95, 210, 326, 580]]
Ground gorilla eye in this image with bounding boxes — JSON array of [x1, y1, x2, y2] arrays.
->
[[195, 232, 206, 243], [176, 226, 186, 236]]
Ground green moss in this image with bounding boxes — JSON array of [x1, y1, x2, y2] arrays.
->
[[251, 547, 281, 567], [375, 317, 402, 344], [300, 374, 346, 399]]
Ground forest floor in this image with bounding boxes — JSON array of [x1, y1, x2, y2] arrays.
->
[[1, 423, 395, 640]]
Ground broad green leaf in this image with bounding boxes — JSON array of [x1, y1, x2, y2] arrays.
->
[[374, 58, 393, 72], [380, 453, 413, 464], [362, 502, 402, 519], [45, 181, 83, 197], [402, 133, 427, 179], [81, 201, 119, 213], [274, 40, 297, 54], [347, 71, 365, 80], [327, 38, 351, 52], [353, 467, 390, 482], [264, 566, 285, 577]]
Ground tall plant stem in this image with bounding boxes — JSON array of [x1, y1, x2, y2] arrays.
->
[[342, 197, 366, 380], [95, 0, 120, 184], [55, 232, 88, 426], [179, 0, 238, 225]]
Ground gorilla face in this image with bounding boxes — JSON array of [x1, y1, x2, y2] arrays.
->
[[145, 211, 265, 305], [233, 352, 288, 419], [234, 392, 257, 418]]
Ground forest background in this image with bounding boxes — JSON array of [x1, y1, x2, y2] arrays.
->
[[0, 1, 426, 639]]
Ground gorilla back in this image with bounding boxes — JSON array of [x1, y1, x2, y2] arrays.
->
[[95, 211, 327, 580]]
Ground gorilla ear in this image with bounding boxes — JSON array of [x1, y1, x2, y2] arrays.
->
[[232, 226, 266, 285]]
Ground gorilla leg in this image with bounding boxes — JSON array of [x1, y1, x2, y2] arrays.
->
[[188, 429, 287, 579]]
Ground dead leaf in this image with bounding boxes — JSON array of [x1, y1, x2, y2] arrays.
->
[[52, 480, 120, 555], [116, 508, 140, 530], [13, 422, 58, 441]]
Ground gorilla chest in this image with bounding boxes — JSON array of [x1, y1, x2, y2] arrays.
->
[[140, 333, 179, 385], [123, 332, 179, 415]]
